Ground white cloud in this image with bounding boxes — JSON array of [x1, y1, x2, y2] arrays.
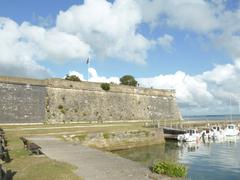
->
[[56, 0, 152, 64], [88, 67, 120, 84], [0, 16, 91, 78], [0, 17, 50, 78], [157, 34, 174, 52], [138, 0, 220, 33], [138, 71, 214, 109], [201, 63, 236, 84], [138, 60, 240, 115], [20, 23, 91, 62], [137, 0, 240, 61]]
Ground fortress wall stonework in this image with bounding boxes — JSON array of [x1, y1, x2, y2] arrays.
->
[[0, 76, 181, 123], [0, 82, 46, 123]]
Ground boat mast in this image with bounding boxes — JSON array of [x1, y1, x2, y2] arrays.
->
[[230, 95, 233, 122]]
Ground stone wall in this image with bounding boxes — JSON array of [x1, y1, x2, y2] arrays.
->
[[0, 82, 46, 123], [46, 79, 180, 123], [0, 76, 181, 123], [62, 129, 165, 151]]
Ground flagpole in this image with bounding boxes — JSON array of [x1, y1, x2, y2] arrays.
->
[[87, 60, 89, 81], [87, 57, 90, 82]]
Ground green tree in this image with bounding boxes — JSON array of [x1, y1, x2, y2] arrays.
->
[[65, 74, 81, 82], [120, 75, 138, 86]]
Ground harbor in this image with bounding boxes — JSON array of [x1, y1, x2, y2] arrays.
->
[[115, 134, 240, 180]]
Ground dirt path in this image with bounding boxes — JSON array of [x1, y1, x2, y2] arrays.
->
[[29, 137, 171, 180]]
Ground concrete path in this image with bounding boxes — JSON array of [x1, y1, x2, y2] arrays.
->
[[29, 137, 170, 180]]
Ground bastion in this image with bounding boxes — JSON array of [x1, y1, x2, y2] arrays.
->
[[0, 76, 181, 124]]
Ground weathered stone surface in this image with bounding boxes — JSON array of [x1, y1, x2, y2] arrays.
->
[[0, 82, 46, 123], [46, 83, 180, 123], [63, 129, 165, 151], [0, 76, 181, 123]]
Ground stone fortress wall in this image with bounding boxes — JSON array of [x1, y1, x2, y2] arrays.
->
[[0, 76, 181, 123], [0, 77, 46, 123]]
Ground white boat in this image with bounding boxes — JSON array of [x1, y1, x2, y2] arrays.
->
[[182, 129, 201, 142], [177, 134, 185, 141], [224, 124, 239, 136], [201, 129, 214, 141], [211, 126, 226, 140]]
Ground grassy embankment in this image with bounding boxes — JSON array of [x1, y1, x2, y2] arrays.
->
[[1, 122, 145, 180]]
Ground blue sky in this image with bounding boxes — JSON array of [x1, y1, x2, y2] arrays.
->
[[0, 0, 240, 115], [0, 0, 231, 77]]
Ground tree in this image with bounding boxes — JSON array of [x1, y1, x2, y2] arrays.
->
[[65, 74, 81, 82], [120, 75, 138, 87]]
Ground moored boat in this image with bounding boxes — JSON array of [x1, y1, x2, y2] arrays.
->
[[201, 129, 214, 141], [224, 124, 239, 136], [178, 129, 200, 142], [163, 127, 186, 140], [212, 126, 226, 140], [163, 127, 186, 135]]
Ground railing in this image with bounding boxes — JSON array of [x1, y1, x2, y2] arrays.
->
[[146, 119, 240, 130]]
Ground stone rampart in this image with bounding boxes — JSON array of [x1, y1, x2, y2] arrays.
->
[[0, 82, 46, 123], [0, 76, 181, 123]]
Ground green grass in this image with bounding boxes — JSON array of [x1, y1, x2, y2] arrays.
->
[[5, 157, 80, 180], [2, 127, 83, 180], [151, 161, 187, 177]]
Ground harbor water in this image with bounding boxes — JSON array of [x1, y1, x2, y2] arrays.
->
[[114, 137, 240, 180]]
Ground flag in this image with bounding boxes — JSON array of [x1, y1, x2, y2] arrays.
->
[[86, 57, 90, 64]]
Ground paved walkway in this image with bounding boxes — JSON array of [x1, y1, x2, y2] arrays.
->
[[29, 137, 170, 180]]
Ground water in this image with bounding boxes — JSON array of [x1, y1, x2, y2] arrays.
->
[[114, 138, 240, 180], [183, 114, 240, 121]]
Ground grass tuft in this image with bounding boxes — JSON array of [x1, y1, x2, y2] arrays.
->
[[151, 161, 187, 177]]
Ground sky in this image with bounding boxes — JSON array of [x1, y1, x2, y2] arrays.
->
[[0, 0, 240, 116]]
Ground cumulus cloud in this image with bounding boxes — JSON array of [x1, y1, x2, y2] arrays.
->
[[0, 17, 92, 78], [138, 71, 214, 108], [137, 0, 240, 60], [88, 68, 120, 84], [0, 17, 50, 78], [138, 60, 240, 115], [138, 0, 219, 33], [0, 0, 159, 78], [56, 0, 152, 64], [19, 23, 91, 62], [157, 34, 174, 52], [201, 63, 236, 84]]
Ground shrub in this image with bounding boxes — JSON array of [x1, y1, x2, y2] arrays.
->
[[65, 74, 81, 82], [58, 105, 63, 109], [61, 109, 66, 114], [103, 132, 110, 139], [101, 83, 110, 91], [151, 161, 187, 177], [120, 75, 137, 86]]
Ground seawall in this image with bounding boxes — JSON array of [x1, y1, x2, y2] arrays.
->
[[63, 129, 165, 151], [0, 76, 181, 123]]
